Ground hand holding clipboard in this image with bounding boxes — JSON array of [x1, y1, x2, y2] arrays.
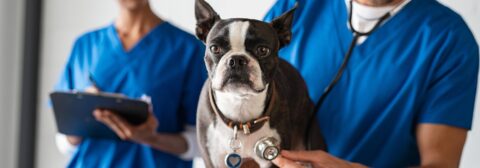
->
[[50, 89, 151, 140]]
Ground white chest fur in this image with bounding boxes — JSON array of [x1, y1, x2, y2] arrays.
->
[[214, 85, 268, 122], [208, 85, 279, 167], [207, 120, 280, 168]]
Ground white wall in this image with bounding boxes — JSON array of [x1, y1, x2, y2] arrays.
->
[[37, 1, 116, 167], [36, 0, 480, 168], [0, 0, 23, 167]]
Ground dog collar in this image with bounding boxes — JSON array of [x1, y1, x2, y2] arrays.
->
[[208, 82, 276, 135]]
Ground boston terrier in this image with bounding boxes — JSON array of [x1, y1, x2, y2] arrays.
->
[[194, 0, 326, 167]]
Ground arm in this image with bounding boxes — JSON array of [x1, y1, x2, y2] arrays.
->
[[263, 0, 297, 22], [144, 132, 189, 155], [272, 124, 469, 168], [56, 86, 98, 154], [61, 89, 194, 156], [272, 150, 366, 168], [93, 109, 190, 155], [416, 124, 467, 168], [57, 117, 189, 156], [64, 86, 99, 144], [55, 134, 82, 155]]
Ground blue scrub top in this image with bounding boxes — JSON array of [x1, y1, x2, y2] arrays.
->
[[265, 0, 479, 167], [55, 22, 207, 168]]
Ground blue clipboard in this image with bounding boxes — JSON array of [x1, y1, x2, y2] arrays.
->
[[50, 91, 149, 140]]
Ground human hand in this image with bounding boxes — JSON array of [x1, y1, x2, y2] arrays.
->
[[272, 150, 367, 168], [84, 86, 99, 93], [93, 108, 158, 144]]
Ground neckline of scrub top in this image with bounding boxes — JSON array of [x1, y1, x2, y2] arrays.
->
[[107, 21, 170, 59], [331, 0, 421, 56]]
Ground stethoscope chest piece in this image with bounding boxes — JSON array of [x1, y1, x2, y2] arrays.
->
[[254, 137, 280, 161]]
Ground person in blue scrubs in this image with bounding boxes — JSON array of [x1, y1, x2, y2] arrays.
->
[[264, 0, 479, 167], [54, 0, 206, 167]]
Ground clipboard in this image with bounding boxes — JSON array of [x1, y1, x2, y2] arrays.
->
[[50, 91, 149, 140]]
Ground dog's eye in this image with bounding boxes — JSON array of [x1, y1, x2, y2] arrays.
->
[[210, 45, 222, 55], [256, 46, 271, 58]]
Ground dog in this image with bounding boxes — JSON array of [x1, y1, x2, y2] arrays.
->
[[195, 0, 326, 167]]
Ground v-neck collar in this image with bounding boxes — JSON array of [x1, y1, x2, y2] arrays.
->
[[108, 21, 169, 59], [331, 0, 419, 57]]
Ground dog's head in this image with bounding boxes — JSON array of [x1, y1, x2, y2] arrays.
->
[[195, 0, 296, 95]]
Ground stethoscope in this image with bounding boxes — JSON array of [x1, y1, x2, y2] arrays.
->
[[305, 0, 394, 150]]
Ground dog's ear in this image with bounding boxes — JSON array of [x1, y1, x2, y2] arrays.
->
[[269, 4, 297, 48], [195, 0, 220, 42]]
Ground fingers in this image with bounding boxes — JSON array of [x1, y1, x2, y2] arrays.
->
[[93, 109, 129, 140], [84, 86, 99, 93], [66, 135, 83, 145], [281, 150, 327, 162], [272, 155, 303, 168], [146, 109, 158, 126], [281, 150, 354, 168], [108, 112, 134, 137]]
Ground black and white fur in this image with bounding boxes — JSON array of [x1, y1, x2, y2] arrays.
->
[[195, 1, 326, 167]]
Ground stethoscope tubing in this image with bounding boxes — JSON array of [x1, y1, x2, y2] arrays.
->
[[305, 0, 393, 150]]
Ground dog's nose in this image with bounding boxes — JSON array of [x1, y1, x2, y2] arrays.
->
[[228, 55, 248, 68]]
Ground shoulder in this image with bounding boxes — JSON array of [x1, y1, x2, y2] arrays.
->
[[268, 0, 299, 11], [152, 22, 206, 61], [422, 0, 464, 23], [264, 0, 301, 22], [153, 22, 204, 50], [403, 0, 477, 59], [72, 25, 112, 48], [413, 1, 479, 75], [418, 1, 476, 43], [65, 25, 112, 67], [162, 23, 202, 43]]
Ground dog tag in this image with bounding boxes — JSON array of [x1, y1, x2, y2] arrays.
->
[[225, 153, 242, 168], [225, 126, 243, 168], [229, 126, 242, 150], [229, 138, 242, 150], [243, 124, 250, 135]]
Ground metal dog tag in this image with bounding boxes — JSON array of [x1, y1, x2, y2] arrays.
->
[[225, 153, 242, 168], [225, 126, 243, 168], [243, 124, 250, 135]]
